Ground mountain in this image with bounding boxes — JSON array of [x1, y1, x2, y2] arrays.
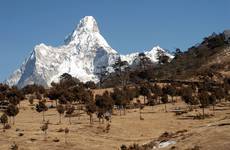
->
[[6, 16, 119, 88], [120, 46, 174, 65], [6, 16, 172, 88]]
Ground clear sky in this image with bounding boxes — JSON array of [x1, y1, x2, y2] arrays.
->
[[0, 0, 230, 82]]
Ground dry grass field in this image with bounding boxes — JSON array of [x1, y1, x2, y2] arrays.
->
[[0, 100, 230, 150]]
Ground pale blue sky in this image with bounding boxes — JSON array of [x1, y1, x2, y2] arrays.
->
[[0, 0, 230, 81]]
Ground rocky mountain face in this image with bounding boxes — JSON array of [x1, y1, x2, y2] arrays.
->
[[6, 16, 173, 88]]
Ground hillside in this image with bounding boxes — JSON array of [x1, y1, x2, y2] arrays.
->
[[152, 32, 230, 81]]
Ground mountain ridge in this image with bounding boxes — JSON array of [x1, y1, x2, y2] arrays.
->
[[6, 16, 173, 88]]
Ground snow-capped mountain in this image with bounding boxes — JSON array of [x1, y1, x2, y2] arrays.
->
[[6, 16, 173, 88], [120, 46, 174, 65], [6, 16, 119, 88]]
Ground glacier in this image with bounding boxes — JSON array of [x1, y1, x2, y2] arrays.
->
[[6, 16, 173, 88]]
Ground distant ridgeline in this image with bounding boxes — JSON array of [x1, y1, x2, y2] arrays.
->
[[101, 30, 230, 88]]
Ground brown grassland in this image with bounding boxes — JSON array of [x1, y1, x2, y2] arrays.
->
[[0, 98, 230, 150]]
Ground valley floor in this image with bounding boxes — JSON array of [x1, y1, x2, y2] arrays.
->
[[0, 100, 230, 150]]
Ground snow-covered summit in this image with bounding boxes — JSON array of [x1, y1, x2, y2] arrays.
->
[[6, 16, 119, 88], [77, 16, 100, 33], [6, 16, 174, 88], [65, 16, 99, 43], [121, 46, 174, 65]]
